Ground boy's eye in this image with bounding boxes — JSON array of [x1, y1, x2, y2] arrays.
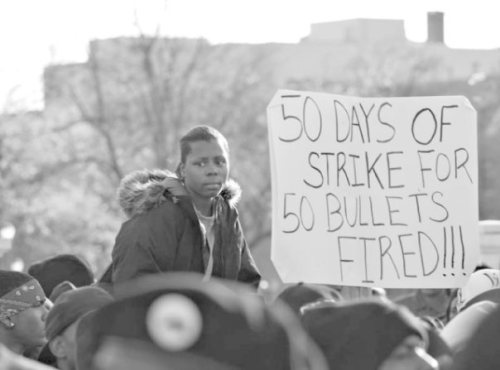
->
[[215, 158, 226, 166], [195, 161, 206, 167]]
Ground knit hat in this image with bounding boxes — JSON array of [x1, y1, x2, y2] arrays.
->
[[27, 254, 94, 297], [45, 286, 113, 341], [457, 269, 500, 311], [76, 273, 328, 370], [0, 270, 46, 325], [301, 299, 427, 370], [276, 283, 343, 316]]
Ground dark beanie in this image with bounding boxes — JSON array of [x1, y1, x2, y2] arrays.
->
[[76, 272, 328, 370], [45, 286, 113, 341], [28, 254, 94, 297], [301, 299, 427, 370], [0, 270, 34, 297], [276, 283, 342, 316]]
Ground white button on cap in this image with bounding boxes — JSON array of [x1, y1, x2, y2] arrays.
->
[[146, 294, 203, 351]]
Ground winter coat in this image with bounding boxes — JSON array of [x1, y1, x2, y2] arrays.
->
[[105, 174, 261, 288]]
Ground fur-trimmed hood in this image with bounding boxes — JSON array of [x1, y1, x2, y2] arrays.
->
[[118, 169, 241, 218]]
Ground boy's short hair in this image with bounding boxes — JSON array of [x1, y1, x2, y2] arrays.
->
[[179, 125, 229, 164]]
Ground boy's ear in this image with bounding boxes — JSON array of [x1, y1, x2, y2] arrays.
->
[[177, 163, 185, 180], [49, 336, 67, 358]]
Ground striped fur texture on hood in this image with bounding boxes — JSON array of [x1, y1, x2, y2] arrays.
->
[[118, 169, 241, 218]]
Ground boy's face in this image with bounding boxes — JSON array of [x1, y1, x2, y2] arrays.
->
[[11, 299, 52, 349], [180, 140, 229, 200]]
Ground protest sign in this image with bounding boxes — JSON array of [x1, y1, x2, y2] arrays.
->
[[267, 90, 479, 288]]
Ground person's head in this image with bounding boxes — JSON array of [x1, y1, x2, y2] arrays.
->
[[27, 254, 94, 298], [276, 283, 343, 317], [176, 126, 230, 201], [45, 286, 113, 370], [456, 268, 500, 311], [0, 270, 52, 354], [301, 299, 438, 370], [76, 272, 328, 370]]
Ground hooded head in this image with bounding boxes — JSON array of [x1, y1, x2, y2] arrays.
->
[[301, 299, 429, 370], [117, 168, 241, 220], [76, 273, 328, 370]]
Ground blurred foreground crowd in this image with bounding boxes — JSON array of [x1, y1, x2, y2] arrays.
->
[[1, 255, 500, 370], [1, 125, 497, 369]]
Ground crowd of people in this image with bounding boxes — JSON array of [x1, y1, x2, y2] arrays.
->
[[1, 125, 499, 369]]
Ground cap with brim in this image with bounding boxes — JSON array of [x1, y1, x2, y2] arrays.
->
[[76, 272, 328, 370], [27, 254, 94, 297]]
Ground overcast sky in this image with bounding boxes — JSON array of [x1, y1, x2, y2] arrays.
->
[[1, 0, 498, 110]]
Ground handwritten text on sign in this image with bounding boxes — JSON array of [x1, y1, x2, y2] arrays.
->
[[267, 90, 479, 288]]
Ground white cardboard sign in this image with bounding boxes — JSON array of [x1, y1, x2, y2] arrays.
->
[[267, 89, 479, 288]]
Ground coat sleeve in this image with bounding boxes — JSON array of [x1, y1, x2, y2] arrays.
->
[[237, 240, 262, 289], [234, 219, 261, 288], [111, 206, 180, 284], [111, 237, 163, 283]]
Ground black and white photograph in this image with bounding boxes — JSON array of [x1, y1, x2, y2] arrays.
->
[[1, 0, 499, 369]]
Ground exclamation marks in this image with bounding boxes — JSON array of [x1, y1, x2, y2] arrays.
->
[[451, 226, 455, 272], [442, 227, 447, 275], [459, 226, 466, 276], [442, 225, 467, 277]]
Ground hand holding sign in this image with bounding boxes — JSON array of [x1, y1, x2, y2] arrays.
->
[[267, 90, 479, 288]]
